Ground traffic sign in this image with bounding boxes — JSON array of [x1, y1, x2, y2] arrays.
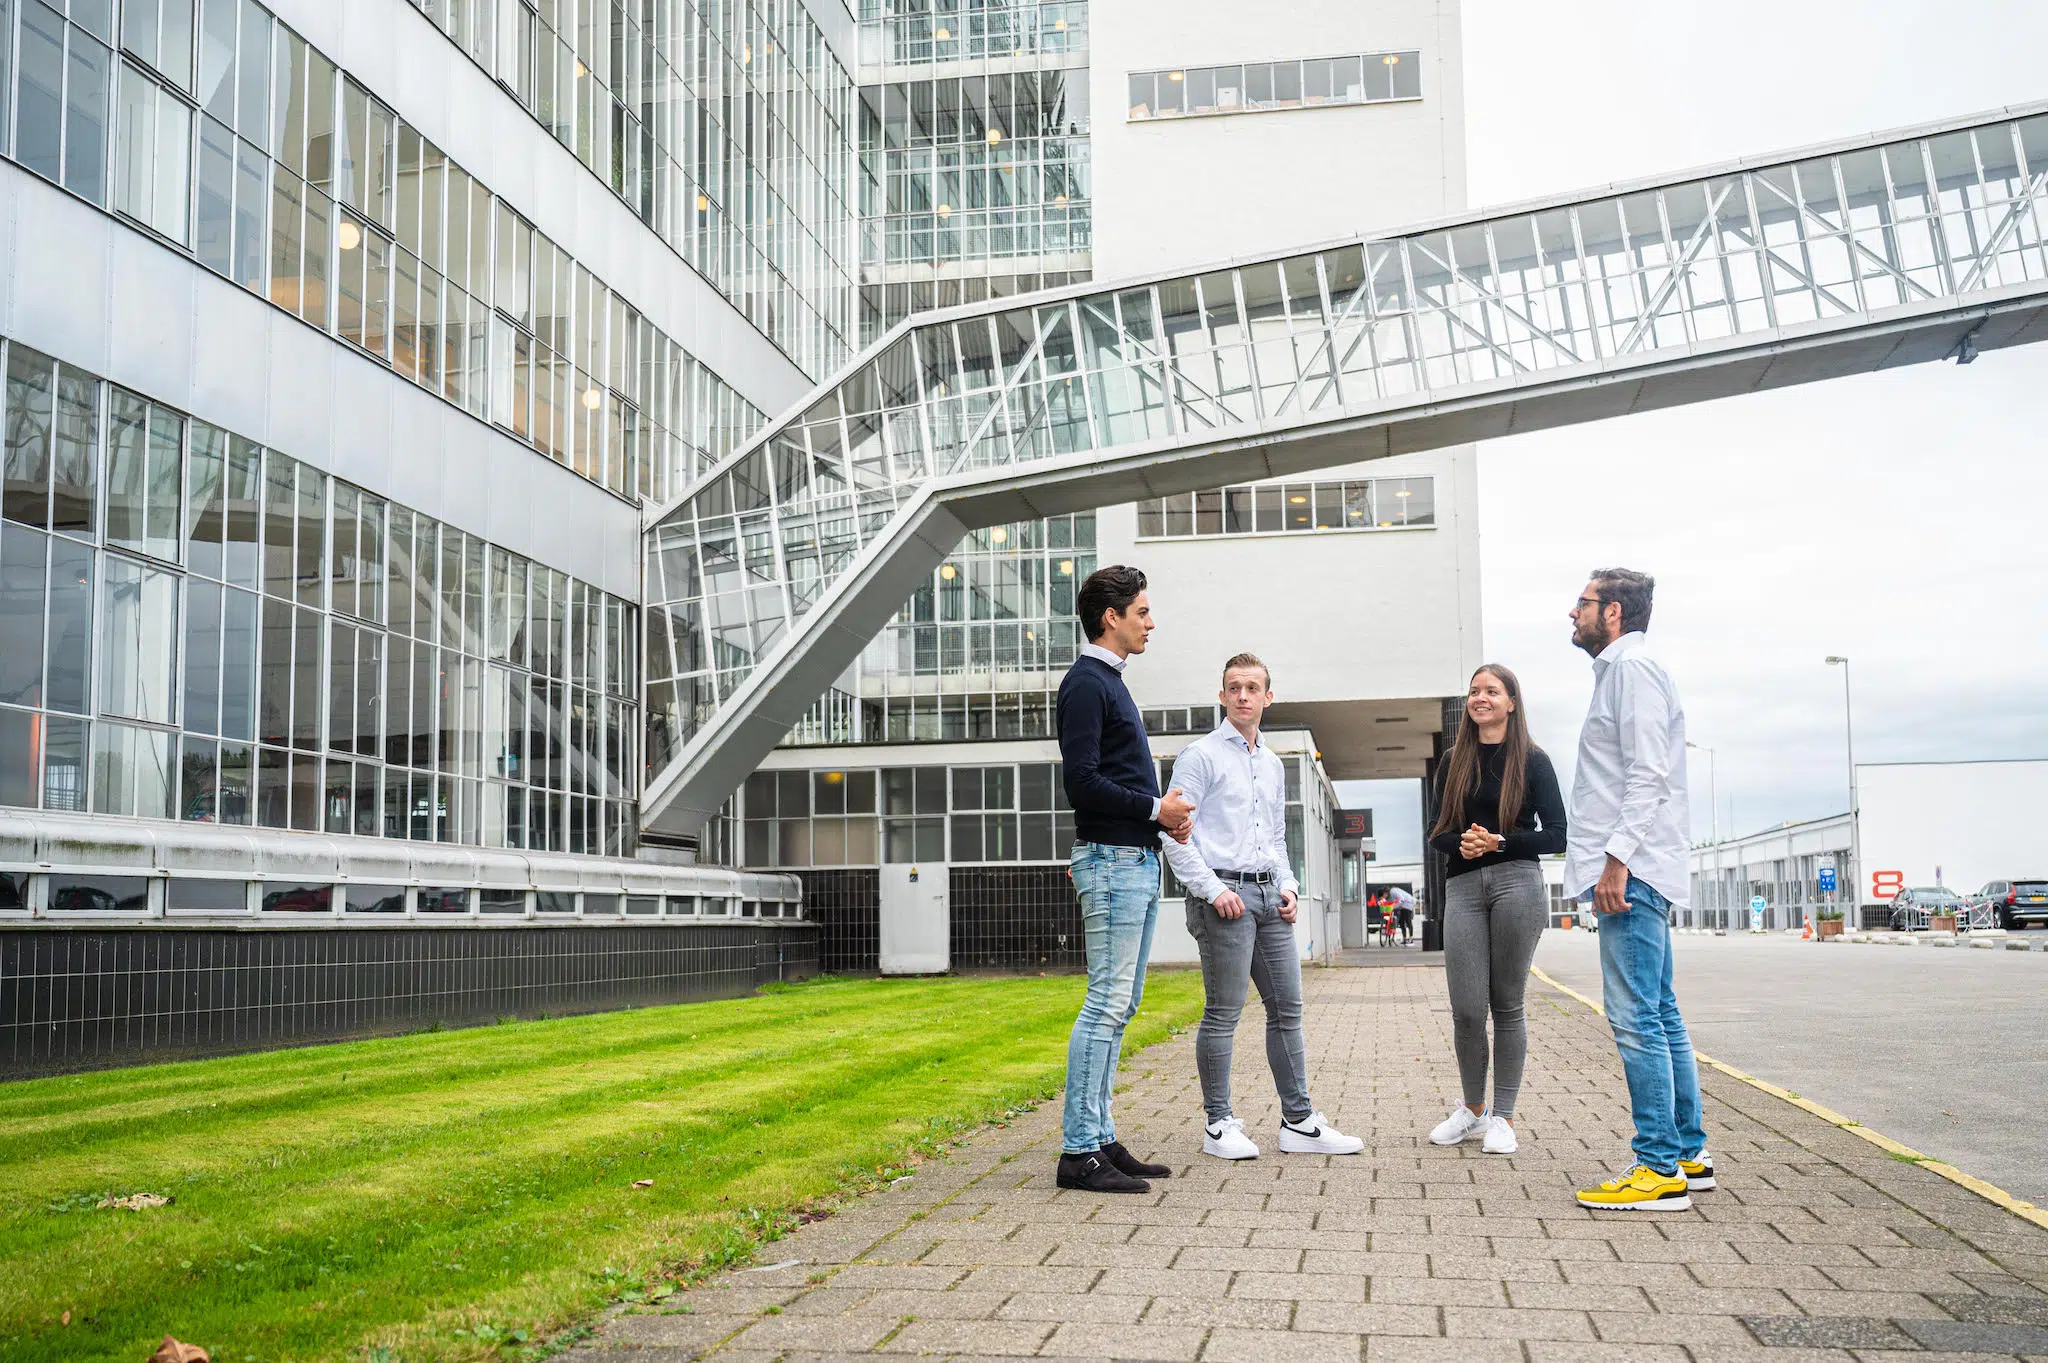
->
[[1749, 895, 1766, 932], [1817, 867, 1837, 893]]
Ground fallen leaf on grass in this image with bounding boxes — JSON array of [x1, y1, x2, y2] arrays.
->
[[147, 1336, 210, 1363], [60, 1312, 70, 1326], [99, 1193, 173, 1211], [632, 1179, 654, 1188]]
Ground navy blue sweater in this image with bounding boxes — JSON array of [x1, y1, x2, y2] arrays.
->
[[1056, 655, 1160, 849]]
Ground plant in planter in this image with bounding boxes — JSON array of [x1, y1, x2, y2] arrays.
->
[[1815, 909, 1846, 939]]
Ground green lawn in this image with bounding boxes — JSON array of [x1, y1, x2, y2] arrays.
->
[[0, 971, 1205, 1363]]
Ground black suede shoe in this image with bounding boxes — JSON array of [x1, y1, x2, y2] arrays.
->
[[1056, 1150, 1150, 1193], [1101, 1140, 1170, 1179]]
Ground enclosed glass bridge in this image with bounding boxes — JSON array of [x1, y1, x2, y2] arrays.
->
[[643, 101, 2048, 835]]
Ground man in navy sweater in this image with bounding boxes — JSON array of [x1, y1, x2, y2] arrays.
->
[[1055, 564, 1196, 1193]]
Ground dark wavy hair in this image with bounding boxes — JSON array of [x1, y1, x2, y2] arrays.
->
[[1430, 663, 1538, 841], [1076, 564, 1147, 640]]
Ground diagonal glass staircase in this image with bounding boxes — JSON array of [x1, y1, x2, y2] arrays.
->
[[642, 101, 2048, 835]]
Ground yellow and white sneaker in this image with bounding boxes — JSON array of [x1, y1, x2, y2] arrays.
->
[[1575, 1164, 1692, 1212], [1679, 1150, 1716, 1191]]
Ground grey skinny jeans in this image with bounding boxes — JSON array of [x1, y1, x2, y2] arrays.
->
[[1186, 879, 1313, 1125], [1443, 860, 1548, 1119]]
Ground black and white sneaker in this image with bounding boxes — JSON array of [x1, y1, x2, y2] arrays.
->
[[1277, 1110, 1364, 1155], [1056, 1150, 1151, 1193]]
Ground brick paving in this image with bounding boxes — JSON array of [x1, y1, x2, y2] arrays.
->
[[566, 965, 2048, 1363]]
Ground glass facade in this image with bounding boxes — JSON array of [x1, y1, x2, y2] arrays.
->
[[0, 0, 768, 504], [646, 107, 2048, 818], [1127, 50, 1421, 122], [405, 0, 858, 379], [854, 0, 1091, 341], [0, 337, 640, 852], [1136, 475, 1434, 538], [741, 758, 1074, 867]]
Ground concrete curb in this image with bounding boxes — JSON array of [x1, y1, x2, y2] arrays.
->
[[1529, 964, 2048, 1235]]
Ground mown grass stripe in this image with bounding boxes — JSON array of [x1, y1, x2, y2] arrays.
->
[[0, 971, 1203, 1363]]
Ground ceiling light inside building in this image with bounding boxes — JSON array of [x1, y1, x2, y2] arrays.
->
[[937, 202, 952, 218], [1288, 494, 1307, 504], [1054, 194, 1068, 206], [697, 193, 710, 212], [336, 219, 362, 251], [987, 128, 1003, 145], [1058, 559, 1073, 575], [940, 563, 957, 580], [583, 388, 603, 410], [934, 25, 949, 39], [823, 771, 844, 783], [1383, 53, 1400, 65], [1168, 71, 1184, 82], [1055, 17, 1066, 30], [1024, 628, 1034, 641], [1396, 488, 1411, 497], [990, 526, 1007, 543], [575, 59, 587, 78]]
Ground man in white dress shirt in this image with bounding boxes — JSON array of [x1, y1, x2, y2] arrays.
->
[[1564, 569, 1713, 1212], [1161, 653, 1363, 1160]]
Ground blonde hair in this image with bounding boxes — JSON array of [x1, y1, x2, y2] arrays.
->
[[1221, 652, 1271, 689]]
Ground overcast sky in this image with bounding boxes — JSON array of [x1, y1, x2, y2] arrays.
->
[[1337, 0, 2048, 862]]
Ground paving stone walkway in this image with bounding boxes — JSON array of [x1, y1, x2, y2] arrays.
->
[[569, 965, 2048, 1363]]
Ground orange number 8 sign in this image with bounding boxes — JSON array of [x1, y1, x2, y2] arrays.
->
[[1872, 870, 1904, 901]]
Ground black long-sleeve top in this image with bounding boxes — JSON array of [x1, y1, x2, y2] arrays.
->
[[1429, 742, 1568, 879], [1056, 656, 1161, 848]]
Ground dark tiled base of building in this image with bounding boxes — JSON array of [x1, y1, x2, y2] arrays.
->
[[0, 924, 819, 1076], [951, 865, 1085, 971], [792, 869, 882, 974]]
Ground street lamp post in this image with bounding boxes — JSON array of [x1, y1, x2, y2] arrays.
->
[[1686, 740, 1717, 930], [1826, 657, 1861, 931]]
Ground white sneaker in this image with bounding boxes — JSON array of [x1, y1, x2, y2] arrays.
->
[[1202, 1115, 1260, 1160], [1481, 1115, 1518, 1155], [1429, 1105, 1487, 1146], [1278, 1111, 1364, 1155]]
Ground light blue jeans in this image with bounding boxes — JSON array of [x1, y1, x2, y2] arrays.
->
[[1596, 875, 1706, 1175], [1062, 842, 1160, 1154]]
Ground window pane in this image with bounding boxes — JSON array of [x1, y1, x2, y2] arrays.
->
[[51, 363, 98, 538], [16, 2, 65, 183], [0, 526, 49, 706], [100, 553, 179, 724], [46, 537, 93, 713], [4, 345, 53, 528], [66, 30, 113, 205]]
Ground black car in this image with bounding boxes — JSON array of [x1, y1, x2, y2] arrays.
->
[[1888, 886, 1967, 931], [1973, 879, 2048, 929]]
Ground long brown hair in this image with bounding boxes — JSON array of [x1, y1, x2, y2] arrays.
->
[[1430, 664, 1536, 840]]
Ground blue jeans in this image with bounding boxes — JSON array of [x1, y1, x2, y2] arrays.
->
[[1062, 842, 1160, 1154], [1596, 876, 1706, 1174]]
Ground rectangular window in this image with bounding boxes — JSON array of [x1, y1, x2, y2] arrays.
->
[[100, 553, 179, 724], [66, 27, 113, 204], [1129, 52, 1420, 122], [116, 65, 192, 243], [1136, 477, 1435, 538], [16, 2, 65, 185]]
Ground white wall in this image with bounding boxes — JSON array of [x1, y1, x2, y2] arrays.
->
[[1858, 760, 2048, 902], [1087, 0, 1466, 283], [1108, 447, 1482, 712]]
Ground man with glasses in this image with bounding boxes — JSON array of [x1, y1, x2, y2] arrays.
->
[[1564, 570, 1713, 1212]]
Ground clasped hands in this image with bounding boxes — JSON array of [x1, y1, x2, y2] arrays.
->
[[1457, 823, 1504, 860]]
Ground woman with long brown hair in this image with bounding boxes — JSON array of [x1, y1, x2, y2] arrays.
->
[[1425, 664, 1567, 1155]]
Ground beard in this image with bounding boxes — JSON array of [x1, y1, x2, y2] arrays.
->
[[1572, 617, 1610, 656]]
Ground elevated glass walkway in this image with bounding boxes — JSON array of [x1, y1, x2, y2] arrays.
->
[[642, 101, 2048, 835]]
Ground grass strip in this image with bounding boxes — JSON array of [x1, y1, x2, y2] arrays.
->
[[0, 971, 1204, 1363]]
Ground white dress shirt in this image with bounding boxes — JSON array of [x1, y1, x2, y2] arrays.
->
[[1565, 631, 1691, 907], [1157, 720, 1298, 902], [1079, 642, 1161, 822]]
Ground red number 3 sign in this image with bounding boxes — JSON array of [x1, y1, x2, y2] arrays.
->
[[1872, 870, 1905, 901]]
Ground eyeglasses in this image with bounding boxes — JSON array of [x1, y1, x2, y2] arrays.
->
[[1573, 596, 1607, 612]]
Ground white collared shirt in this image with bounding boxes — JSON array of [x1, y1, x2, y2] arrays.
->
[[1079, 641, 1160, 822], [1157, 720, 1298, 902], [1565, 631, 1691, 907]]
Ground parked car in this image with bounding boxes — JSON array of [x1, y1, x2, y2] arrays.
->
[[1889, 886, 1968, 931], [1972, 879, 2048, 929]]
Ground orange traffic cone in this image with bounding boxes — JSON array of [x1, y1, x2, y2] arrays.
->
[[1801, 917, 1812, 941]]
